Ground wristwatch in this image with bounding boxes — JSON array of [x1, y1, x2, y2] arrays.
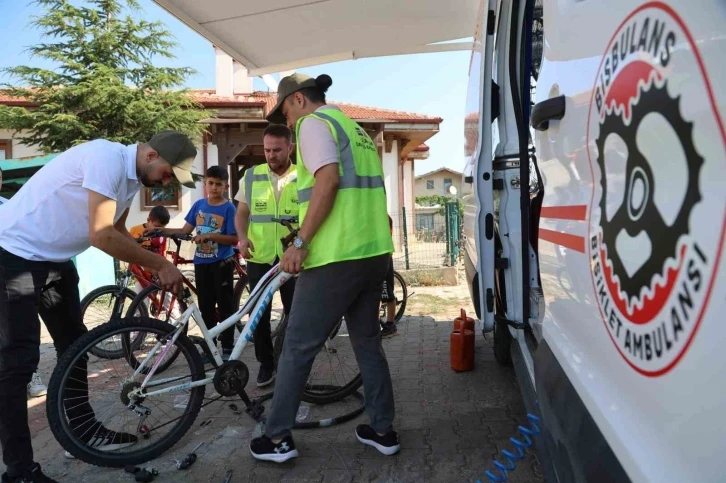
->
[[292, 235, 309, 250]]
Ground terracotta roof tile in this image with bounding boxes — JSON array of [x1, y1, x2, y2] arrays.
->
[[0, 88, 442, 123]]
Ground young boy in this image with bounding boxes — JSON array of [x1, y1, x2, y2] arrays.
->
[[129, 206, 171, 291], [130, 206, 171, 256], [153, 166, 238, 359]]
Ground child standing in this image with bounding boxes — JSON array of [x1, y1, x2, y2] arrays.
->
[[380, 214, 398, 338], [153, 166, 238, 360]]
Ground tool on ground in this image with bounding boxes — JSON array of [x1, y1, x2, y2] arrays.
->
[[221, 469, 233, 483], [174, 442, 204, 470], [229, 403, 243, 415], [451, 308, 475, 372], [124, 466, 159, 482]]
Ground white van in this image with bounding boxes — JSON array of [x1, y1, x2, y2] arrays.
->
[[462, 1, 726, 481]]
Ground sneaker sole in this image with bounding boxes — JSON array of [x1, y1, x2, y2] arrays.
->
[[257, 374, 276, 387], [381, 332, 399, 339], [355, 431, 400, 455], [249, 447, 298, 463], [28, 391, 48, 398]]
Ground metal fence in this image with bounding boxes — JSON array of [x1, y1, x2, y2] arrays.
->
[[390, 202, 462, 270]]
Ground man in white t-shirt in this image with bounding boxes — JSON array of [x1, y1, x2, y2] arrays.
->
[[0, 131, 196, 483], [0, 167, 49, 400]]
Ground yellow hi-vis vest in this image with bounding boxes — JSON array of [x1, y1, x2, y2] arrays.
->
[[295, 108, 393, 269], [244, 163, 299, 264]]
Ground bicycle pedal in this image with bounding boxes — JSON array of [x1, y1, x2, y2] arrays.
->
[[245, 401, 265, 422]]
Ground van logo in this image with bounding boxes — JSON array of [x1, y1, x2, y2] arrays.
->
[[586, 2, 726, 376]]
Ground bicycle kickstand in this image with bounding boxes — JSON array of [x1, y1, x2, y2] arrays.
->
[[231, 379, 266, 422]]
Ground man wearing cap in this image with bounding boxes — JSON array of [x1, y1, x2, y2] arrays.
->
[[249, 74, 399, 462], [0, 131, 195, 483]]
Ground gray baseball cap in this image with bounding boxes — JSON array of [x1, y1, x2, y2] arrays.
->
[[266, 73, 324, 124], [147, 131, 198, 188]]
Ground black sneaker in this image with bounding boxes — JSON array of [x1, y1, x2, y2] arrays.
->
[[355, 424, 400, 455], [381, 323, 398, 339], [78, 423, 138, 451], [1, 463, 59, 483], [249, 434, 298, 463], [256, 365, 275, 387]]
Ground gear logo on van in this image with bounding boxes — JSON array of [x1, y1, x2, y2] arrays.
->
[[586, 3, 726, 376]]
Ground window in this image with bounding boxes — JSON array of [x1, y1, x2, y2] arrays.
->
[[0, 140, 12, 160], [426, 180, 434, 190], [142, 184, 181, 210], [443, 178, 453, 192], [416, 213, 434, 231]]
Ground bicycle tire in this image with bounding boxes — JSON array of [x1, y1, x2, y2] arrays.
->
[[273, 316, 363, 405], [391, 271, 407, 323], [46, 317, 205, 468], [124, 285, 189, 373], [81, 285, 148, 359]]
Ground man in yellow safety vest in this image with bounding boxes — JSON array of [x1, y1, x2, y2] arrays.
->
[[249, 73, 399, 463], [234, 124, 299, 387]]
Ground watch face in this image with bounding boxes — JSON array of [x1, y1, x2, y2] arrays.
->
[[293, 237, 303, 249]]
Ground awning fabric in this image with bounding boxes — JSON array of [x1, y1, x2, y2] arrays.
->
[[153, 0, 481, 76]]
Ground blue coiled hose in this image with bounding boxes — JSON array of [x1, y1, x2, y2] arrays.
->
[[477, 413, 542, 483]]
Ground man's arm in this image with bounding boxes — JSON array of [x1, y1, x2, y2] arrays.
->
[[115, 208, 136, 242], [235, 202, 250, 242], [297, 163, 340, 243], [89, 191, 182, 293]]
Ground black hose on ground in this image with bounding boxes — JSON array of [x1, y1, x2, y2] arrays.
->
[[251, 387, 366, 429]]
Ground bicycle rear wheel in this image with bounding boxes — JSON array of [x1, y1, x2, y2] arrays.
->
[[274, 317, 362, 405], [81, 286, 148, 359], [381, 271, 407, 323], [46, 317, 205, 468]]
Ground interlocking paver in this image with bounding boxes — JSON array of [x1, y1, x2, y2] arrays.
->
[[1, 283, 544, 483]]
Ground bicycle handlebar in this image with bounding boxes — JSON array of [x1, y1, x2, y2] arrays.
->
[[136, 231, 194, 243]]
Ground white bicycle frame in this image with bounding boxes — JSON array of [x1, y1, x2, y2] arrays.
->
[[127, 262, 293, 399]]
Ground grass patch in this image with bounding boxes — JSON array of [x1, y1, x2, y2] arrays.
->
[[409, 294, 472, 316]]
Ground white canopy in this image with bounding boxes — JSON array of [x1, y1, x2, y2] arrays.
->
[[153, 0, 481, 76]]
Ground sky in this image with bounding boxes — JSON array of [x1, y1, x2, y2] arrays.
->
[[0, 0, 471, 176]]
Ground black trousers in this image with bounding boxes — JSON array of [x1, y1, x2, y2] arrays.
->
[[246, 258, 296, 369], [0, 248, 93, 477], [195, 258, 236, 350]]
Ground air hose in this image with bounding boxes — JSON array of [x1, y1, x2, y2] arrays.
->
[[253, 387, 366, 429], [477, 413, 542, 483]]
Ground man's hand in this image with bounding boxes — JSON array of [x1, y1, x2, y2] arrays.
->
[[156, 262, 184, 295], [144, 227, 164, 237], [281, 247, 308, 274], [238, 237, 255, 259]]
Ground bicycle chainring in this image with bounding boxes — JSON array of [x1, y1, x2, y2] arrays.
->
[[213, 360, 249, 397], [596, 82, 703, 300]]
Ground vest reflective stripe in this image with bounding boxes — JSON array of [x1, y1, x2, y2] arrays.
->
[[295, 109, 393, 269], [245, 164, 299, 264], [297, 112, 385, 203]]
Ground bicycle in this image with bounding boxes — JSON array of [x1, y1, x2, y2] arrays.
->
[[79, 243, 164, 359], [47, 218, 362, 467]]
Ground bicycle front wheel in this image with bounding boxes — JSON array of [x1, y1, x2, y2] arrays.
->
[[81, 286, 148, 360], [46, 317, 205, 468]]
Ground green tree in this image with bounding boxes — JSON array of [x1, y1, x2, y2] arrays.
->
[[0, 0, 208, 154]]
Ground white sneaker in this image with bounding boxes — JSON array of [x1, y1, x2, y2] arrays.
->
[[27, 372, 48, 398]]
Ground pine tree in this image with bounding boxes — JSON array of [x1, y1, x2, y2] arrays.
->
[[0, 0, 208, 153]]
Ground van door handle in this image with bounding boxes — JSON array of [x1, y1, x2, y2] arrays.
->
[[531, 95, 566, 131]]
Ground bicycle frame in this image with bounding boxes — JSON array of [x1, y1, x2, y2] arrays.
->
[[129, 261, 293, 398]]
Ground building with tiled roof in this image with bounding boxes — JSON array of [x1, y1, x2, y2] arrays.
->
[[0, 48, 441, 243]]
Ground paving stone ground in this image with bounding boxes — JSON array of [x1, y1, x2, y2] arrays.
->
[[2, 284, 545, 483]]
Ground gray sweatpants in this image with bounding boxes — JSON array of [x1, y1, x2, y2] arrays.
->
[[264, 253, 395, 439]]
